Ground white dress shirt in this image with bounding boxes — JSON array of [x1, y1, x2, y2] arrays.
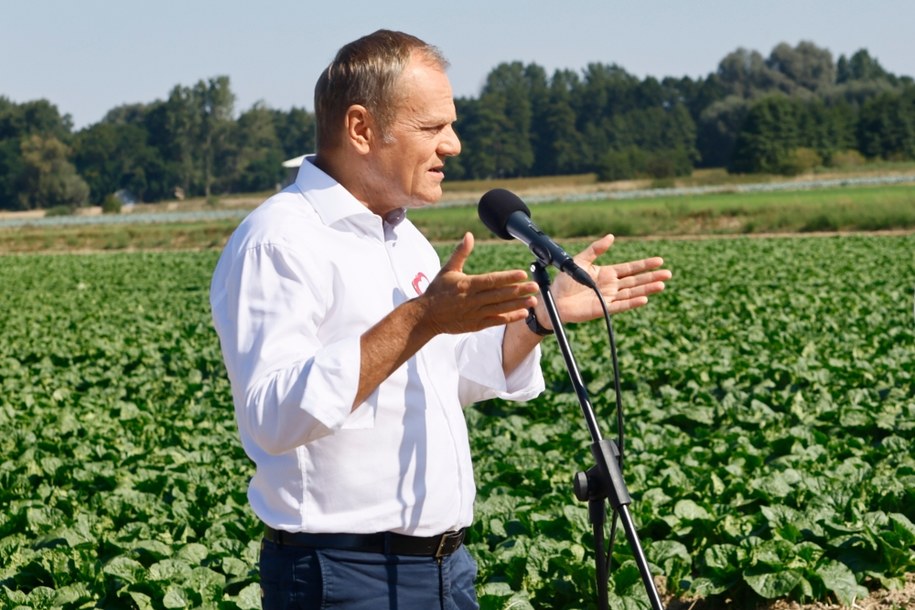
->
[[210, 157, 545, 536]]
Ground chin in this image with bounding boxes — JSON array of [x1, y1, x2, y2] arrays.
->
[[406, 191, 443, 209], [404, 199, 437, 210]]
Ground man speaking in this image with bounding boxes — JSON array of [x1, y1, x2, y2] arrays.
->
[[210, 29, 670, 609]]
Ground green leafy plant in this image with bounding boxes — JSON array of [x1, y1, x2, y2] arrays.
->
[[0, 234, 912, 608]]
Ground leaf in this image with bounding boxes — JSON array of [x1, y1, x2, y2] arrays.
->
[[814, 559, 868, 606], [744, 568, 805, 599], [50, 583, 92, 606], [235, 582, 263, 610], [102, 556, 145, 585], [887, 513, 915, 546], [125, 590, 155, 610], [221, 556, 249, 577], [148, 558, 191, 582], [130, 539, 173, 561], [23, 586, 57, 607], [176, 542, 208, 563], [672, 499, 711, 521], [687, 576, 727, 597], [162, 585, 189, 608], [480, 581, 514, 597], [647, 539, 691, 587], [702, 543, 746, 586]]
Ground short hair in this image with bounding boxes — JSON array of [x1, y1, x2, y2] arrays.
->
[[314, 29, 449, 151]]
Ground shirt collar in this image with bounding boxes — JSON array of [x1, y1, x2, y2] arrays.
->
[[293, 155, 375, 228], [292, 155, 409, 238]]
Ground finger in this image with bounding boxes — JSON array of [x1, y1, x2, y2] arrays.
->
[[616, 268, 672, 291], [613, 279, 668, 303], [573, 234, 615, 266], [467, 270, 534, 292], [442, 232, 474, 274], [476, 295, 538, 317], [446, 290, 535, 331], [612, 257, 667, 279], [608, 296, 650, 315], [466, 306, 531, 331]]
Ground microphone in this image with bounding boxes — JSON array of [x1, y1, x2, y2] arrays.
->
[[478, 188, 596, 288]]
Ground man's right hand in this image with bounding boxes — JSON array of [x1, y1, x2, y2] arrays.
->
[[414, 232, 538, 337], [354, 232, 536, 408]]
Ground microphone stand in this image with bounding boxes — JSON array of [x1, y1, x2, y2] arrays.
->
[[530, 261, 663, 610]]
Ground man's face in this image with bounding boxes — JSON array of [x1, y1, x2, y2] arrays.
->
[[364, 54, 461, 214]]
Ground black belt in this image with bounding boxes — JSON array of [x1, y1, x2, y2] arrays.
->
[[264, 526, 467, 559]]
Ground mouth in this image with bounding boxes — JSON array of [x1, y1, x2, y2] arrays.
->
[[428, 164, 445, 180]]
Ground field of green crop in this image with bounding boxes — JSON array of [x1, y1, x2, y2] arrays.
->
[[1, 234, 913, 609]]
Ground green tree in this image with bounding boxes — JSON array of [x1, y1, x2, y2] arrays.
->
[[716, 48, 793, 98], [574, 62, 643, 168], [697, 96, 750, 167], [796, 99, 856, 162], [84, 101, 178, 203], [837, 49, 892, 84], [164, 84, 201, 195], [0, 138, 25, 210], [533, 69, 586, 175], [73, 121, 158, 203], [159, 76, 235, 198], [194, 76, 235, 197], [829, 49, 907, 109], [271, 107, 316, 161], [665, 74, 729, 125], [767, 41, 835, 93], [137, 100, 183, 201], [225, 102, 285, 193], [523, 63, 552, 176], [0, 97, 73, 142], [597, 146, 646, 181], [18, 134, 89, 209], [455, 97, 510, 178], [730, 96, 802, 173], [475, 61, 538, 177], [0, 97, 76, 209], [857, 87, 915, 160]]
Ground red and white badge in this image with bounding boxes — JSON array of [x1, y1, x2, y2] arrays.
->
[[411, 272, 430, 295]]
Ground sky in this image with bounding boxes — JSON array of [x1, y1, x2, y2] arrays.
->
[[3, 0, 914, 130]]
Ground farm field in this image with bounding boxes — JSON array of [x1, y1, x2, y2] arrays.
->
[[0, 233, 913, 609], [1, 174, 914, 252]]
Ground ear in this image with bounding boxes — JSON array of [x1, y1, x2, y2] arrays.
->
[[343, 104, 375, 155]]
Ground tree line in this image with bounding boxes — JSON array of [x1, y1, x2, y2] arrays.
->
[[1, 41, 913, 211]]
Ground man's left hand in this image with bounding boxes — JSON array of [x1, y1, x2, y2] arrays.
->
[[536, 234, 671, 329]]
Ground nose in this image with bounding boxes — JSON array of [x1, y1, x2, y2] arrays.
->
[[440, 124, 461, 157]]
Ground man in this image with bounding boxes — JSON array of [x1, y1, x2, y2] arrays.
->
[[210, 29, 670, 609]]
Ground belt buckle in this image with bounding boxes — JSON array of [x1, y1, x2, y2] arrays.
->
[[434, 529, 465, 559]]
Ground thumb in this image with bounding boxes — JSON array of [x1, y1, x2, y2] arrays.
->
[[442, 232, 474, 273], [574, 233, 615, 266]]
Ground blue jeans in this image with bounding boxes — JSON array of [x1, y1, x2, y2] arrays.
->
[[259, 538, 480, 609]]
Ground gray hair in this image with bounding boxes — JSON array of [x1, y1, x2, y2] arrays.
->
[[314, 29, 448, 151]]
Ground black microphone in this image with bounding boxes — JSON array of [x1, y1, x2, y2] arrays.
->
[[478, 188, 596, 288]]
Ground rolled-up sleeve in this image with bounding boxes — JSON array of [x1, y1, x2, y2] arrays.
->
[[455, 325, 545, 406], [212, 242, 359, 454]]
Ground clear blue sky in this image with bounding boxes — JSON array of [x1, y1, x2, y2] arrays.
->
[[3, 0, 913, 130]]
